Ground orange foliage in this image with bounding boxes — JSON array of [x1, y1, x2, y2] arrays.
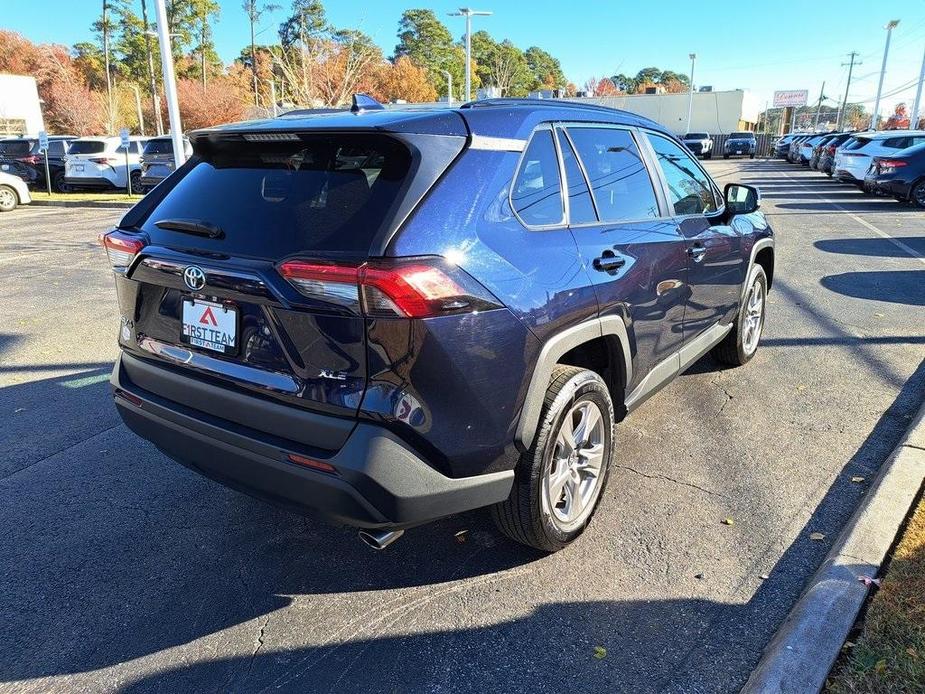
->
[[175, 76, 249, 130], [370, 56, 437, 103]]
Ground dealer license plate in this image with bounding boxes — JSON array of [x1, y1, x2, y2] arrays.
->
[[181, 299, 237, 354]]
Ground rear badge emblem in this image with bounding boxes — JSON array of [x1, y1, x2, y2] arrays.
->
[[183, 266, 206, 291]]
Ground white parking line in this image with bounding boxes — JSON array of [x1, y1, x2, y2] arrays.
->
[[778, 169, 925, 265]]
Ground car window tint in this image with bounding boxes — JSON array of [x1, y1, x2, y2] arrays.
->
[[68, 140, 106, 155], [566, 127, 659, 222], [645, 133, 718, 216], [48, 141, 65, 155], [555, 130, 596, 224], [511, 130, 563, 226]]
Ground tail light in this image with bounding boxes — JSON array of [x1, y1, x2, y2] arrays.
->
[[278, 257, 502, 319], [877, 159, 907, 174], [99, 229, 146, 271], [827, 145, 836, 154], [17, 154, 40, 165], [90, 156, 118, 165]]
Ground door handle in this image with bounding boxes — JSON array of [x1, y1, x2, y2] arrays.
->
[[593, 250, 626, 272], [688, 245, 707, 263]]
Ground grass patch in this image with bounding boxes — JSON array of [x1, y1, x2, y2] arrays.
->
[[827, 491, 925, 693], [31, 191, 143, 203]]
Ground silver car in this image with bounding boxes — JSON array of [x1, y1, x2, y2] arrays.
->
[[139, 136, 192, 192]]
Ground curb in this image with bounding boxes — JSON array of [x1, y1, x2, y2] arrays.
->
[[742, 399, 925, 693], [29, 199, 136, 209]]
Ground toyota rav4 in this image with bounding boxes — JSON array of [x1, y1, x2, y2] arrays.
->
[[102, 97, 774, 552]]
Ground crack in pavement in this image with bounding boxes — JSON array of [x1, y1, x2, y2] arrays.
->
[[614, 463, 729, 500]]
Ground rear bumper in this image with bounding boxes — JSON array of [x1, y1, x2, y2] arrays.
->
[[65, 176, 116, 188], [865, 177, 911, 198], [111, 352, 514, 529]]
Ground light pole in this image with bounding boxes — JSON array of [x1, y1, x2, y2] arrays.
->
[[449, 8, 492, 102], [686, 53, 696, 133], [911, 44, 925, 131], [153, 0, 186, 169], [264, 78, 278, 117], [871, 20, 900, 131], [129, 84, 145, 136], [442, 69, 453, 104]]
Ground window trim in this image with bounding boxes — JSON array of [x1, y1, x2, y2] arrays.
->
[[557, 122, 671, 227], [554, 125, 600, 225], [639, 128, 726, 221], [509, 124, 567, 231]]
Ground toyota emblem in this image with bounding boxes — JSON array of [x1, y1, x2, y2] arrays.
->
[[183, 266, 206, 291]]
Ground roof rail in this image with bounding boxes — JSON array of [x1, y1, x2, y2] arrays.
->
[[459, 97, 626, 115]]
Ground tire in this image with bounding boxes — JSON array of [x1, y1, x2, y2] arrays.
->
[[491, 365, 614, 552], [912, 181, 925, 209], [0, 185, 18, 212], [723, 154, 729, 160], [129, 170, 141, 193], [52, 170, 67, 193], [712, 264, 768, 367], [750, 154, 756, 159], [705, 151, 712, 160]]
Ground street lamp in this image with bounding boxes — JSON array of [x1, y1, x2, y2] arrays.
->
[[871, 20, 900, 131], [442, 69, 453, 105], [686, 53, 696, 133], [152, 0, 186, 169], [263, 78, 278, 117], [448, 8, 492, 102]]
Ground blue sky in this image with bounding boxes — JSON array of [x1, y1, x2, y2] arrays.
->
[[5, 0, 925, 113]]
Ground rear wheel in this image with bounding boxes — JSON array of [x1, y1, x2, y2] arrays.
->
[[723, 154, 729, 160], [52, 170, 68, 193], [491, 365, 614, 552], [705, 151, 712, 160], [713, 264, 767, 366], [0, 185, 18, 212], [129, 170, 141, 193], [912, 181, 925, 209]]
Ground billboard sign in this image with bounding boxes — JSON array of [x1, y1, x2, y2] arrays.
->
[[773, 90, 809, 108]]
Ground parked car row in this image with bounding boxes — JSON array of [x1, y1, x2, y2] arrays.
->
[[774, 129, 925, 207], [680, 131, 759, 160], [0, 134, 191, 196]]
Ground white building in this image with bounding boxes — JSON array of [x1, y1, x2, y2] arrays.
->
[[566, 89, 762, 135], [0, 74, 45, 136]]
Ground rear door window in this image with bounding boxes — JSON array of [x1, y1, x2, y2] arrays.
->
[[645, 133, 718, 216], [566, 126, 659, 222], [69, 140, 107, 155], [511, 129, 564, 226], [140, 133, 413, 256], [555, 129, 596, 225], [0, 140, 31, 156]]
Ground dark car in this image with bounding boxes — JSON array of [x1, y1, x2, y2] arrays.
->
[[773, 133, 800, 158], [809, 134, 839, 169], [0, 135, 75, 191], [100, 97, 775, 552], [818, 133, 854, 175], [681, 132, 714, 158], [787, 134, 810, 163], [865, 141, 925, 206], [0, 158, 39, 185], [139, 136, 193, 192], [723, 131, 757, 159]]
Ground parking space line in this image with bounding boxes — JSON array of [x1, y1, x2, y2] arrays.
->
[[777, 169, 925, 265]]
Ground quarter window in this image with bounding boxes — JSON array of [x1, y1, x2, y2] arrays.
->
[[566, 127, 659, 222], [645, 133, 718, 216], [511, 130, 564, 226], [555, 129, 596, 224]]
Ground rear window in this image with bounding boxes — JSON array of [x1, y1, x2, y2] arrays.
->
[[140, 134, 412, 256], [69, 140, 107, 154], [0, 140, 32, 156], [685, 133, 709, 139], [730, 132, 755, 139], [144, 139, 175, 155], [847, 138, 871, 151]]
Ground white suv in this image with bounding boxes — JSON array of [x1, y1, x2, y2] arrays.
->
[[64, 136, 149, 191], [833, 131, 925, 185]]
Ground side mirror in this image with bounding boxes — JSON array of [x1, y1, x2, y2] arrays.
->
[[724, 183, 760, 216]]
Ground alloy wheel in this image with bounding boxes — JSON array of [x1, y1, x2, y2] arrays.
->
[[742, 278, 764, 355], [0, 187, 16, 211]]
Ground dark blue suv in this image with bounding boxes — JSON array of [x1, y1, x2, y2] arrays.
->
[[102, 98, 775, 552]]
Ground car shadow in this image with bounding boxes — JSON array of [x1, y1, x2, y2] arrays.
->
[[2, 351, 923, 692], [814, 237, 925, 258], [820, 271, 925, 306]]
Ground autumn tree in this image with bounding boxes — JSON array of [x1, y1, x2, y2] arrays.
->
[[394, 9, 466, 99], [372, 56, 437, 103], [176, 75, 248, 129], [585, 77, 618, 97], [524, 46, 565, 91]]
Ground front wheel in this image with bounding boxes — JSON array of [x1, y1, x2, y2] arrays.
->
[[492, 365, 614, 552], [723, 154, 729, 160], [0, 185, 18, 212], [912, 181, 925, 209], [713, 264, 768, 366]]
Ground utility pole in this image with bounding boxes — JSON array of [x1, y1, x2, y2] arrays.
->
[[838, 52, 860, 131], [130, 84, 145, 135], [449, 8, 492, 102], [813, 81, 825, 130], [140, 0, 164, 135], [200, 13, 207, 92], [154, 0, 186, 169], [442, 69, 453, 104], [102, 0, 114, 133], [872, 20, 900, 131], [686, 53, 696, 133], [911, 44, 925, 131]]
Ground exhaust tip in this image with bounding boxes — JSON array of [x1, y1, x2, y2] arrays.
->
[[358, 528, 404, 550]]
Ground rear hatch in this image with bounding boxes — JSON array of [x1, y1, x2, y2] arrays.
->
[[141, 138, 180, 181], [66, 139, 114, 178], [105, 123, 467, 442]]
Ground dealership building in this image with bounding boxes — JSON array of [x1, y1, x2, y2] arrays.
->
[[566, 89, 762, 135], [0, 74, 45, 137]]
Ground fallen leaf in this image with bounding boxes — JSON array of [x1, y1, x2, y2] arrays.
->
[[874, 313, 885, 318], [810, 532, 825, 541], [875, 659, 887, 673], [593, 646, 607, 659], [907, 647, 918, 659], [851, 476, 865, 484], [759, 574, 770, 580], [454, 530, 469, 544], [796, 385, 806, 391], [722, 517, 735, 526], [858, 576, 882, 587], [694, 572, 704, 580]]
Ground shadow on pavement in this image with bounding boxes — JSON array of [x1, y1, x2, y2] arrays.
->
[[820, 271, 925, 306], [1, 347, 924, 692], [814, 237, 925, 258]]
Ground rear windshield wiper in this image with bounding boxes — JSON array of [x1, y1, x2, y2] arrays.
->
[[154, 218, 224, 239]]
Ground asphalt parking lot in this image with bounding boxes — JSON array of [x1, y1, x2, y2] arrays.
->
[[1, 159, 924, 694]]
